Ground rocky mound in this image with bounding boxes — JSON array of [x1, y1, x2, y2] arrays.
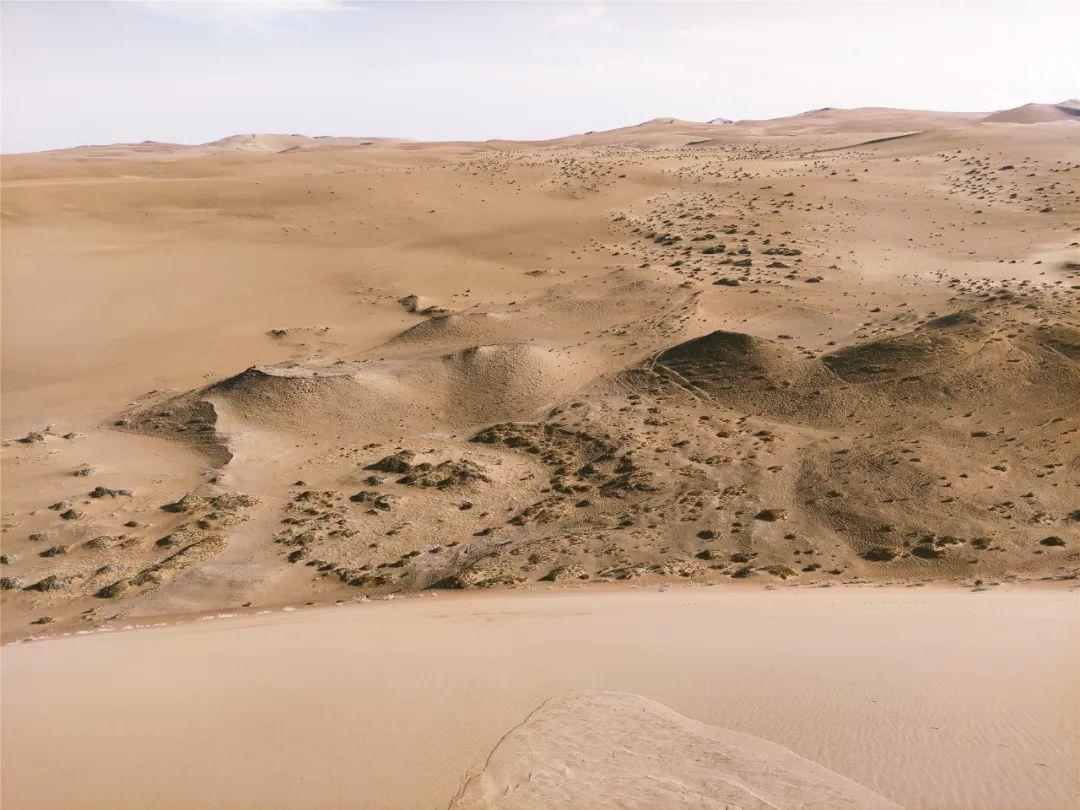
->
[[622, 330, 853, 423], [441, 343, 599, 425], [822, 315, 983, 383], [387, 313, 520, 350], [824, 317, 1080, 411], [117, 340, 602, 455], [114, 394, 232, 466]]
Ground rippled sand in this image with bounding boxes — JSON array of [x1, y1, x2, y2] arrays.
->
[[450, 690, 901, 809], [2, 586, 1076, 809]]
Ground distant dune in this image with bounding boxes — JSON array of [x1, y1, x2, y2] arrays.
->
[[732, 106, 987, 134], [8, 100, 1077, 161], [981, 100, 1080, 123]]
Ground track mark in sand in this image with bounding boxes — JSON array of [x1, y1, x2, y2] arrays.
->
[[648, 361, 712, 402], [803, 132, 923, 155], [450, 690, 903, 809]]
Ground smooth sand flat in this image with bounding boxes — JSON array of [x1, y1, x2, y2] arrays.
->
[[2, 586, 1076, 810]]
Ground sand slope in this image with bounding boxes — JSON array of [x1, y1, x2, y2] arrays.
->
[[451, 691, 902, 809], [2, 587, 1075, 810], [982, 101, 1080, 124]]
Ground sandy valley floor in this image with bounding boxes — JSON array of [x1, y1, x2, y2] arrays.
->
[[2, 102, 1079, 808]]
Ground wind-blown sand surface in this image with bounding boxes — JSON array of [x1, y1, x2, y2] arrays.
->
[[450, 690, 902, 810], [2, 586, 1077, 810]]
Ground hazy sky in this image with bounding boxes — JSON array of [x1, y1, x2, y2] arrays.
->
[[2, 0, 1077, 152]]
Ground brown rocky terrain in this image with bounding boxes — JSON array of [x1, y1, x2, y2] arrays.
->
[[2, 105, 1077, 640]]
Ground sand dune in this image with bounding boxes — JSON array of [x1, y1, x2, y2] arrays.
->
[[734, 106, 986, 134], [982, 101, 1080, 124]]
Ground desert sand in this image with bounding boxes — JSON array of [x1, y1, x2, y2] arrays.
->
[[2, 587, 1077, 809], [1, 102, 1078, 807]]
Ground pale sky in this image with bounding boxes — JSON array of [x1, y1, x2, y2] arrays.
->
[[2, 0, 1077, 153]]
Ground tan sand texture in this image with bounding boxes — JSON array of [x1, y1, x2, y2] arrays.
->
[[450, 690, 902, 809], [2, 587, 1076, 809]]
